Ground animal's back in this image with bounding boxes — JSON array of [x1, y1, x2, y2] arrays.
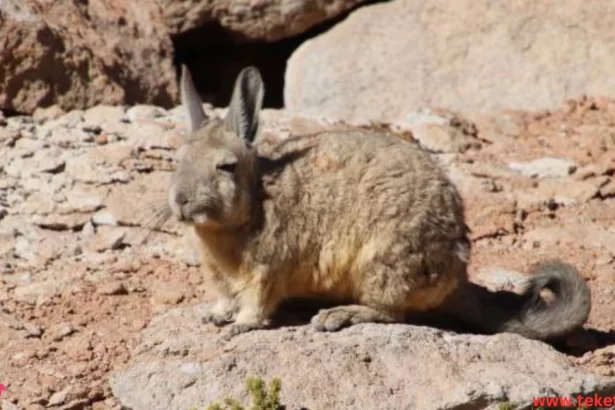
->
[[255, 130, 470, 306]]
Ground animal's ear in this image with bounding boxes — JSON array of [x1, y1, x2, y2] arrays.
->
[[224, 66, 265, 144], [180, 65, 206, 133]]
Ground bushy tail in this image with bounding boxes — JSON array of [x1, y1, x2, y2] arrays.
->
[[439, 261, 591, 341]]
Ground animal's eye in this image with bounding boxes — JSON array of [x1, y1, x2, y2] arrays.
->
[[216, 162, 237, 173]]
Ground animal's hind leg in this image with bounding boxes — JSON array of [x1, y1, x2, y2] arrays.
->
[[310, 304, 402, 332], [310, 246, 460, 332]]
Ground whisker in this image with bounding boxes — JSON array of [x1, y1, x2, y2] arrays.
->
[[125, 202, 173, 251], [142, 204, 171, 230], [138, 206, 173, 248], [125, 202, 175, 267]]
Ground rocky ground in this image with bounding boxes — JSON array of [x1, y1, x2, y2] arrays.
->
[[0, 96, 614, 410]]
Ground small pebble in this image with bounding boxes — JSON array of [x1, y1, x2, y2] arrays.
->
[[97, 281, 128, 296]]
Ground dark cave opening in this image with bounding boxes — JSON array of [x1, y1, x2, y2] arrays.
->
[[172, 22, 301, 109], [171, 1, 389, 109]]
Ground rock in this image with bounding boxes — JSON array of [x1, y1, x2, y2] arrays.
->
[[94, 134, 108, 145], [97, 281, 128, 296], [285, 0, 615, 122], [523, 223, 615, 251], [596, 252, 614, 267], [0, 128, 22, 147], [468, 195, 517, 240], [576, 164, 601, 180], [57, 187, 107, 214], [151, 287, 185, 306], [537, 178, 600, 205], [13, 237, 35, 261], [405, 112, 480, 154], [475, 266, 527, 292], [92, 209, 118, 227], [514, 176, 602, 209], [0, 400, 18, 410], [32, 150, 66, 175], [127, 105, 165, 123], [32, 105, 65, 123], [0, 0, 177, 114], [65, 155, 120, 185], [13, 235, 63, 267], [81, 221, 96, 238], [13, 136, 44, 156], [600, 180, 615, 198], [20, 191, 56, 216], [47, 386, 70, 406], [0, 177, 18, 191], [508, 157, 577, 179], [158, 0, 370, 41], [470, 113, 521, 144], [111, 304, 615, 410], [445, 165, 517, 239], [33, 213, 91, 231], [23, 322, 43, 338], [89, 144, 133, 167], [49, 323, 76, 342], [45, 127, 92, 147], [48, 110, 85, 129], [88, 226, 127, 252], [130, 122, 179, 151], [82, 105, 127, 126], [13, 281, 65, 303]]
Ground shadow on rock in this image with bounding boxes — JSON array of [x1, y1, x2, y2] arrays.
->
[[265, 292, 615, 357]]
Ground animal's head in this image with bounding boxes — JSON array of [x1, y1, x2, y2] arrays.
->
[[168, 65, 265, 230]]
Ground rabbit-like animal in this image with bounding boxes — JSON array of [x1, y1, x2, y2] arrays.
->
[[168, 65, 591, 341]]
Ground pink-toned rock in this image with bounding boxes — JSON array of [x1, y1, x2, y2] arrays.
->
[[600, 180, 615, 198], [89, 226, 128, 253], [157, 0, 369, 41], [285, 0, 615, 122], [0, 0, 178, 114]]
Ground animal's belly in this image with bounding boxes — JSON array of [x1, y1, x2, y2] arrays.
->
[[284, 240, 359, 301]]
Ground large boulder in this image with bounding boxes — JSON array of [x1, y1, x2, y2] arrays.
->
[[0, 0, 178, 115], [285, 0, 615, 122], [156, 0, 369, 42], [111, 303, 615, 410]]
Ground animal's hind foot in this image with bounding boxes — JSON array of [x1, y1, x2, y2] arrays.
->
[[310, 304, 398, 332]]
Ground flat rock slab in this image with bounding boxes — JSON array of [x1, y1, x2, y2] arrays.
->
[[111, 303, 615, 410]]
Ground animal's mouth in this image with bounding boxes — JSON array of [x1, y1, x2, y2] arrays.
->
[[174, 204, 220, 227], [192, 213, 214, 225], [167, 186, 221, 226]]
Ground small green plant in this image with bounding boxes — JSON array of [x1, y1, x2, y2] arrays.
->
[[204, 377, 286, 410]]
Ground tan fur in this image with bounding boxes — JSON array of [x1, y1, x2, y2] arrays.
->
[[168, 66, 591, 340]]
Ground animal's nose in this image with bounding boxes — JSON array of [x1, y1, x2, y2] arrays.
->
[[174, 192, 189, 206]]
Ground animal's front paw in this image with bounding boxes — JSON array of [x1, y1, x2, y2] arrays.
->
[[220, 322, 267, 341], [201, 300, 236, 326], [218, 307, 271, 341], [202, 311, 234, 326]]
